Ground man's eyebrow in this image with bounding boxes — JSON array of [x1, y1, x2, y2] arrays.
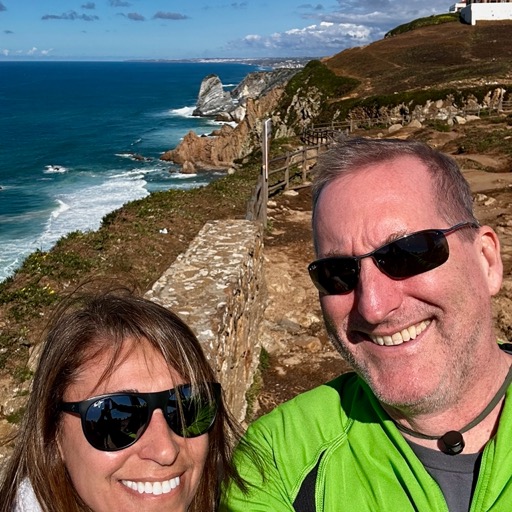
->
[[321, 229, 410, 258]]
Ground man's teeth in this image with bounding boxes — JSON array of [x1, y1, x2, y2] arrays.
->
[[122, 476, 180, 495], [369, 320, 431, 346]]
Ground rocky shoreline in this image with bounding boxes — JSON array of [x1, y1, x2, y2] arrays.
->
[[160, 67, 299, 173]]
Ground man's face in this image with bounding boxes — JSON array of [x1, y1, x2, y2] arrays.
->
[[313, 155, 502, 415]]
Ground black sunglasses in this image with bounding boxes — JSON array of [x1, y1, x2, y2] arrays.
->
[[61, 382, 221, 452], [308, 222, 479, 295]]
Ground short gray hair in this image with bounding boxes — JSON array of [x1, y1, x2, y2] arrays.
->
[[312, 137, 477, 236]]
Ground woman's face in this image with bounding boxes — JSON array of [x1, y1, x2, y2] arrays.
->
[[58, 339, 209, 512]]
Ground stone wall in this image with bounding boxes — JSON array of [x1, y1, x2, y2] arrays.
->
[[145, 219, 266, 421]]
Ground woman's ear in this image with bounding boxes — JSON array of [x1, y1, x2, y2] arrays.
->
[[478, 226, 503, 296]]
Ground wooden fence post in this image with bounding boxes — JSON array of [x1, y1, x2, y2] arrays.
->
[[302, 148, 308, 183], [284, 154, 291, 190], [261, 119, 272, 228]]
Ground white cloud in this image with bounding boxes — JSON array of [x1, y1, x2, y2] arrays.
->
[[0, 46, 54, 58], [227, 21, 376, 56], [225, 0, 451, 56]]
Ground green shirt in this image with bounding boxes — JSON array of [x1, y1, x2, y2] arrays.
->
[[221, 373, 512, 511]]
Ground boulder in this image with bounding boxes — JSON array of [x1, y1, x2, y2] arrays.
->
[[181, 160, 196, 174], [408, 119, 422, 129], [193, 74, 234, 117]]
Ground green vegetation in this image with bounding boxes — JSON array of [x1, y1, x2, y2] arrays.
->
[[244, 347, 270, 422], [5, 407, 26, 425], [0, 159, 261, 381], [385, 13, 460, 38], [278, 60, 359, 129], [457, 126, 512, 155]]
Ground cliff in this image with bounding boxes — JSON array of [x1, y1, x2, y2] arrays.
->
[[161, 75, 290, 171], [162, 18, 512, 172]]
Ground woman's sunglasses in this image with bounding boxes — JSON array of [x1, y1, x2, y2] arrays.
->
[[308, 222, 479, 295], [61, 382, 221, 452]]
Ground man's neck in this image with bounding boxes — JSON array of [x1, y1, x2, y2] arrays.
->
[[384, 353, 512, 454]]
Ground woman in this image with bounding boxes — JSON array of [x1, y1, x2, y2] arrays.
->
[[0, 290, 245, 511]]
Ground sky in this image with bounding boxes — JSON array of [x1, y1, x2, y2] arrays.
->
[[0, 0, 454, 61]]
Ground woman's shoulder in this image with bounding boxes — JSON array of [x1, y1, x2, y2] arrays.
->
[[13, 479, 42, 512]]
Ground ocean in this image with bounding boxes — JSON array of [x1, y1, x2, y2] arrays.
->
[[0, 61, 257, 283]]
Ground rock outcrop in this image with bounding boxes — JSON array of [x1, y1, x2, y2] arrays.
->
[[193, 74, 233, 117], [231, 69, 299, 106], [193, 68, 299, 121], [161, 70, 295, 170]]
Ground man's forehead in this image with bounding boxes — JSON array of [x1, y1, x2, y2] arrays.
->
[[313, 157, 442, 253]]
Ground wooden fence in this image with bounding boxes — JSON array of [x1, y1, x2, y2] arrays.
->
[[301, 122, 350, 145], [246, 94, 512, 225], [246, 140, 332, 225]]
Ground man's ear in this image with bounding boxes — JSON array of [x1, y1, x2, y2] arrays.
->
[[478, 226, 503, 296]]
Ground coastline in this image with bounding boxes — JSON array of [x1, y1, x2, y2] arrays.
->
[[0, 61, 258, 282]]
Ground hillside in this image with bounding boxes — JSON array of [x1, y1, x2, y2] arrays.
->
[[2, 15, 512, 461], [324, 20, 512, 97]]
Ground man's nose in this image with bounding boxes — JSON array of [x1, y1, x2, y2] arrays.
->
[[354, 257, 404, 324]]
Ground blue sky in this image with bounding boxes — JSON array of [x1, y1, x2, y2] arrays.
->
[[0, 0, 454, 60]]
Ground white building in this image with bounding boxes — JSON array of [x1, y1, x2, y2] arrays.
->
[[459, 0, 512, 25], [449, 1, 467, 13]]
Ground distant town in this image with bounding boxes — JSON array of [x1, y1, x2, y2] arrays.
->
[[128, 57, 315, 69]]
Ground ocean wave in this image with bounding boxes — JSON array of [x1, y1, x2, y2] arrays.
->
[[109, 168, 153, 179], [114, 152, 152, 162], [44, 165, 68, 174], [38, 176, 149, 249], [51, 199, 71, 219], [168, 106, 196, 118], [173, 172, 198, 179], [207, 119, 238, 128]]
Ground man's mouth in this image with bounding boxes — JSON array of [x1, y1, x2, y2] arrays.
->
[[121, 476, 180, 495], [368, 320, 431, 346]]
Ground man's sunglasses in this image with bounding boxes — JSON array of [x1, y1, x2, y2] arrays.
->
[[61, 382, 221, 452], [308, 222, 479, 295]]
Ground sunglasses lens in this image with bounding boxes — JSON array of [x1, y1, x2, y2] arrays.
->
[[84, 396, 148, 451], [377, 231, 449, 278], [166, 385, 218, 438], [308, 259, 359, 295], [308, 231, 451, 295]]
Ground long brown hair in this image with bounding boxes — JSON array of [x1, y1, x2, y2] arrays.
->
[[0, 290, 245, 511]]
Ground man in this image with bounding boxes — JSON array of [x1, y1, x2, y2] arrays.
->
[[221, 137, 512, 512]]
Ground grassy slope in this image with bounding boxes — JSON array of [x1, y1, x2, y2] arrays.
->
[[0, 162, 261, 379], [324, 20, 512, 97], [2, 17, 512, 388]]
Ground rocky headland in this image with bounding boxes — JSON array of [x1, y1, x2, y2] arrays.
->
[[160, 67, 300, 173]]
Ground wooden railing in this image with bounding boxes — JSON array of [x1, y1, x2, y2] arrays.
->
[[246, 139, 335, 225], [247, 94, 512, 225], [502, 99, 512, 112], [301, 122, 350, 145]]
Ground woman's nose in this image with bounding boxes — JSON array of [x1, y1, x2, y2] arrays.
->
[[136, 410, 181, 465]]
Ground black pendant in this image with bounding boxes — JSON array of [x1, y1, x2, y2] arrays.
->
[[440, 430, 465, 455]]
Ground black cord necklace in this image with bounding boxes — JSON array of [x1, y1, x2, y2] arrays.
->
[[393, 365, 512, 455]]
